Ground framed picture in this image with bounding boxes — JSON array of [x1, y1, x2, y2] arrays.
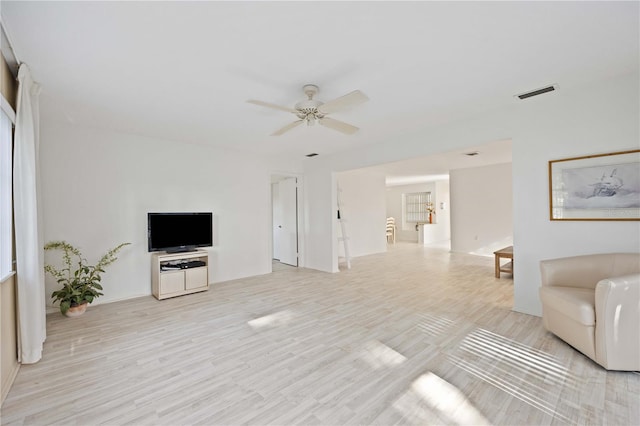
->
[[549, 149, 640, 221]]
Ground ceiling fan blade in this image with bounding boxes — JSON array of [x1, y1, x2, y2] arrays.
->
[[271, 120, 304, 136], [247, 99, 298, 114], [318, 90, 369, 114], [318, 117, 359, 135]]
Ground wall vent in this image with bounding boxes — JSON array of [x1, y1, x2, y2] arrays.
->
[[516, 85, 557, 100], [306, 153, 319, 157]]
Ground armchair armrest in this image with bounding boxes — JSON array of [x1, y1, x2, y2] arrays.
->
[[595, 273, 640, 371]]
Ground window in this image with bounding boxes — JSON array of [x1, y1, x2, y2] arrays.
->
[[404, 192, 432, 223], [0, 102, 14, 280]]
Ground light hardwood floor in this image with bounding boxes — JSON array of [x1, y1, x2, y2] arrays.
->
[[2, 243, 638, 425]]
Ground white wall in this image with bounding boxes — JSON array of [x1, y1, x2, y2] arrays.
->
[[303, 166, 337, 272], [304, 72, 640, 317], [424, 179, 451, 245], [337, 169, 387, 258], [40, 123, 302, 306], [511, 73, 640, 316], [450, 163, 513, 256]]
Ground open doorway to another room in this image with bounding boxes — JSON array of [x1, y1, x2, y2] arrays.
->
[[385, 179, 451, 249], [271, 175, 300, 269], [328, 140, 512, 278]]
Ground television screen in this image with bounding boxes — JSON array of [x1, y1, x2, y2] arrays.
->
[[147, 212, 213, 252]]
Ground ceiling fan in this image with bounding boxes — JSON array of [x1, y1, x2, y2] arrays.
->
[[247, 84, 369, 136]]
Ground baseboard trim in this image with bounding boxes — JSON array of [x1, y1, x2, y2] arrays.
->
[[1, 361, 20, 404]]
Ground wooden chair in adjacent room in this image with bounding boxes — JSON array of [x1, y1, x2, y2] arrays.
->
[[386, 217, 396, 244]]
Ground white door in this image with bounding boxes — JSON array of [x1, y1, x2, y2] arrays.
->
[[272, 182, 282, 260], [278, 177, 298, 266]]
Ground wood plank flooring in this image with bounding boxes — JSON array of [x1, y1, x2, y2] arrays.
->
[[2, 243, 638, 425]]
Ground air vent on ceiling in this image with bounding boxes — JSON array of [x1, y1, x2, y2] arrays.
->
[[516, 85, 557, 100], [306, 153, 319, 157]]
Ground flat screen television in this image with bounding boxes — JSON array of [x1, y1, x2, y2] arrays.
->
[[147, 212, 213, 253]]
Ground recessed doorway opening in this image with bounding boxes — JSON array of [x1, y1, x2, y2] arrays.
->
[[271, 174, 301, 269]]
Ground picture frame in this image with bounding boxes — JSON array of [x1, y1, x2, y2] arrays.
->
[[549, 149, 640, 221]]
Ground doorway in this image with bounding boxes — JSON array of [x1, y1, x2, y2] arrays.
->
[[271, 176, 299, 267]]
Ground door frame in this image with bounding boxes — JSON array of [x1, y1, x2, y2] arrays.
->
[[269, 172, 304, 271]]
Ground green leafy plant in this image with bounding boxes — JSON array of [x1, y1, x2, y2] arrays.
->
[[44, 241, 130, 315]]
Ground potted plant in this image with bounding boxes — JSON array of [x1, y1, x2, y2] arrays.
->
[[44, 241, 130, 316]]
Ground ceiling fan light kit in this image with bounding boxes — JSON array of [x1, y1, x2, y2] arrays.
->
[[248, 84, 368, 136]]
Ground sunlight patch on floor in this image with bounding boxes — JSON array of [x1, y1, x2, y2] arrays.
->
[[247, 310, 293, 330], [392, 372, 490, 425], [416, 313, 455, 337], [448, 328, 580, 422], [460, 328, 578, 388], [358, 340, 407, 370]]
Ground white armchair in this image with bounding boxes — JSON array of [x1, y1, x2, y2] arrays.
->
[[539, 253, 640, 371]]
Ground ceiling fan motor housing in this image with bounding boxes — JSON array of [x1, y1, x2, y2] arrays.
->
[[296, 85, 324, 123], [302, 84, 319, 98]]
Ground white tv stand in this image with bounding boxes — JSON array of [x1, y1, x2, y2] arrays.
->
[[151, 250, 209, 300]]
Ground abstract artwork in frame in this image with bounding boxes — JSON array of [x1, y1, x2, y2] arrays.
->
[[549, 149, 640, 221]]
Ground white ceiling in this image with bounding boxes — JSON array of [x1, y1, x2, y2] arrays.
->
[[2, 1, 638, 176], [378, 138, 513, 186]]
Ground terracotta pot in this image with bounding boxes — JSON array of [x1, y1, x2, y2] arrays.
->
[[65, 302, 88, 317]]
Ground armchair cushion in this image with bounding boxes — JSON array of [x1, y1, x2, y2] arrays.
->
[[540, 286, 595, 326]]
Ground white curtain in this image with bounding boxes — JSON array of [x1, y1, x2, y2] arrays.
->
[[14, 63, 46, 364]]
